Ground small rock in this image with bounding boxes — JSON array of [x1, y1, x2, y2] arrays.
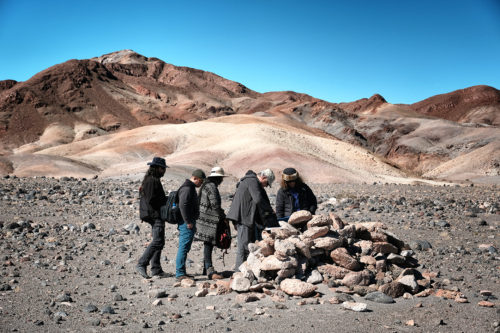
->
[[342, 301, 368, 312], [195, 289, 209, 297], [152, 299, 163, 306], [230, 277, 251, 292], [180, 279, 195, 288], [478, 301, 495, 308], [149, 289, 167, 298], [84, 304, 98, 313], [280, 279, 316, 297], [365, 291, 395, 304], [100, 305, 115, 314]]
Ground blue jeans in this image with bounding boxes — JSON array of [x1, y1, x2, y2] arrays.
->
[[175, 222, 195, 277]]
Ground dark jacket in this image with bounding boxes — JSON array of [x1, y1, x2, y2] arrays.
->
[[276, 183, 317, 218], [178, 179, 199, 225], [139, 176, 167, 223], [195, 179, 224, 244], [227, 170, 277, 229]]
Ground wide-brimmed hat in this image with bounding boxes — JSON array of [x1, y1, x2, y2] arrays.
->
[[192, 169, 206, 180], [260, 168, 275, 187], [147, 157, 168, 168], [282, 167, 298, 182], [208, 166, 227, 178]]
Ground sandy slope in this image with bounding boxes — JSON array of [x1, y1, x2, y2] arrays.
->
[[2, 114, 412, 183]]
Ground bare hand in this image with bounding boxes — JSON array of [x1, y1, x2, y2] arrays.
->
[[187, 223, 194, 229]]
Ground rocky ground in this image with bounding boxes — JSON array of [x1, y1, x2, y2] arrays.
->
[[0, 175, 499, 332]]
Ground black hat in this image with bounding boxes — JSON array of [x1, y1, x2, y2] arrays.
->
[[282, 168, 298, 181], [192, 169, 206, 179], [147, 157, 168, 168]]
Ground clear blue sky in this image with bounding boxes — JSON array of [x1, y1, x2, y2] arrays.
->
[[1, 0, 499, 104]]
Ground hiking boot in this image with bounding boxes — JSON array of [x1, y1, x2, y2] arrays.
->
[[207, 267, 223, 280], [136, 265, 151, 279], [152, 271, 172, 279], [176, 274, 194, 281]]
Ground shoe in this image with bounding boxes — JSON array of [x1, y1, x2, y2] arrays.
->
[[152, 271, 172, 279], [176, 274, 194, 281], [136, 265, 151, 279], [206, 267, 223, 280]]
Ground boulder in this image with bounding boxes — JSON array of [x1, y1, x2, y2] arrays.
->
[[397, 275, 419, 294], [379, 281, 406, 298], [342, 301, 368, 312], [306, 270, 323, 284], [256, 239, 274, 257], [365, 291, 395, 304], [329, 213, 345, 230], [260, 255, 282, 271], [307, 215, 332, 228], [288, 237, 312, 259], [387, 253, 406, 265], [359, 255, 376, 266], [330, 248, 362, 271], [302, 226, 329, 240], [279, 279, 317, 297], [338, 224, 356, 239], [274, 239, 296, 256], [288, 210, 312, 226], [370, 232, 388, 243], [341, 270, 373, 287], [230, 277, 251, 292], [313, 236, 343, 251], [372, 242, 398, 254], [317, 264, 351, 279], [354, 240, 373, 255]]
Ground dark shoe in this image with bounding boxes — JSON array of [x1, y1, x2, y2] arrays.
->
[[136, 265, 151, 279], [206, 267, 223, 280], [176, 274, 194, 281], [152, 271, 172, 279]]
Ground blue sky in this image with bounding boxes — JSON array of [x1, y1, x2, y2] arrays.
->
[[1, 0, 499, 104]]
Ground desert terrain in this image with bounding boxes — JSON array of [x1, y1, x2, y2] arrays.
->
[[0, 176, 498, 332], [0, 50, 499, 332]]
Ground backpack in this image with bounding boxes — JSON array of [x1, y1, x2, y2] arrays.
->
[[160, 190, 181, 224], [215, 220, 231, 250]]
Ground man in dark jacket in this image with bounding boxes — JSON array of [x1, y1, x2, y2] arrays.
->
[[227, 169, 278, 271], [175, 169, 205, 280], [137, 157, 168, 279], [276, 168, 317, 219]]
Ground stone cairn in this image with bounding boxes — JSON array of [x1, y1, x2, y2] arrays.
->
[[228, 210, 432, 300]]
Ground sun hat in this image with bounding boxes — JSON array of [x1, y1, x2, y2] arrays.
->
[[282, 167, 298, 182], [260, 168, 275, 187], [192, 169, 206, 180], [208, 166, 227, 178], [147, 157, 168, 168]]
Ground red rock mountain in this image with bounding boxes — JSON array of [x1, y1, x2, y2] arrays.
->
[[0, 50, 498, 182]]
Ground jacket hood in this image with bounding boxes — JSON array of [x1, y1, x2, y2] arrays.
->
[[236, 170, 257, 188]]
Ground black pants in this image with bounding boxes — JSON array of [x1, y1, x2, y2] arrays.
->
[[138, 219, 165, 275], [234, 224, 256, 271], [203, 241, 214, 271]]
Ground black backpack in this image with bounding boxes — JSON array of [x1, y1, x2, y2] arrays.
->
[[160, 190, 181, 224]]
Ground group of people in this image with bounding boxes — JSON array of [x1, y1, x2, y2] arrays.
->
[[136, 157, 317, 281]]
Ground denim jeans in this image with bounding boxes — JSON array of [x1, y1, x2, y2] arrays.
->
[[175, 222, 195, 277], [138, 219, 165, 275]]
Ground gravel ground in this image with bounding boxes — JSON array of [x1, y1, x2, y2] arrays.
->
[[0, 176, 498, 332]]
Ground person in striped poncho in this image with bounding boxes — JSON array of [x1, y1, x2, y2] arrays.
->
[[195, 166, 227, 279]]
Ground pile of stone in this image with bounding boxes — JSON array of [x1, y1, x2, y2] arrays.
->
[[231, 210, 429, 299]]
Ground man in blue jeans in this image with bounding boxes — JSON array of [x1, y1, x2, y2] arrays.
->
[[175, 169, 205, 280]]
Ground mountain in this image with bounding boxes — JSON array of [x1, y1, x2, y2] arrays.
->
[[0, 50, 498, 183]]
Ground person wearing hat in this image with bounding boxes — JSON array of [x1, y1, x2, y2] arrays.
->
[[227, 169, 278, 272], [194, 166, 227, 280], [137, 157, 169, 279], [276, 168, 317, 220], [175, 168, 206, 280]]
